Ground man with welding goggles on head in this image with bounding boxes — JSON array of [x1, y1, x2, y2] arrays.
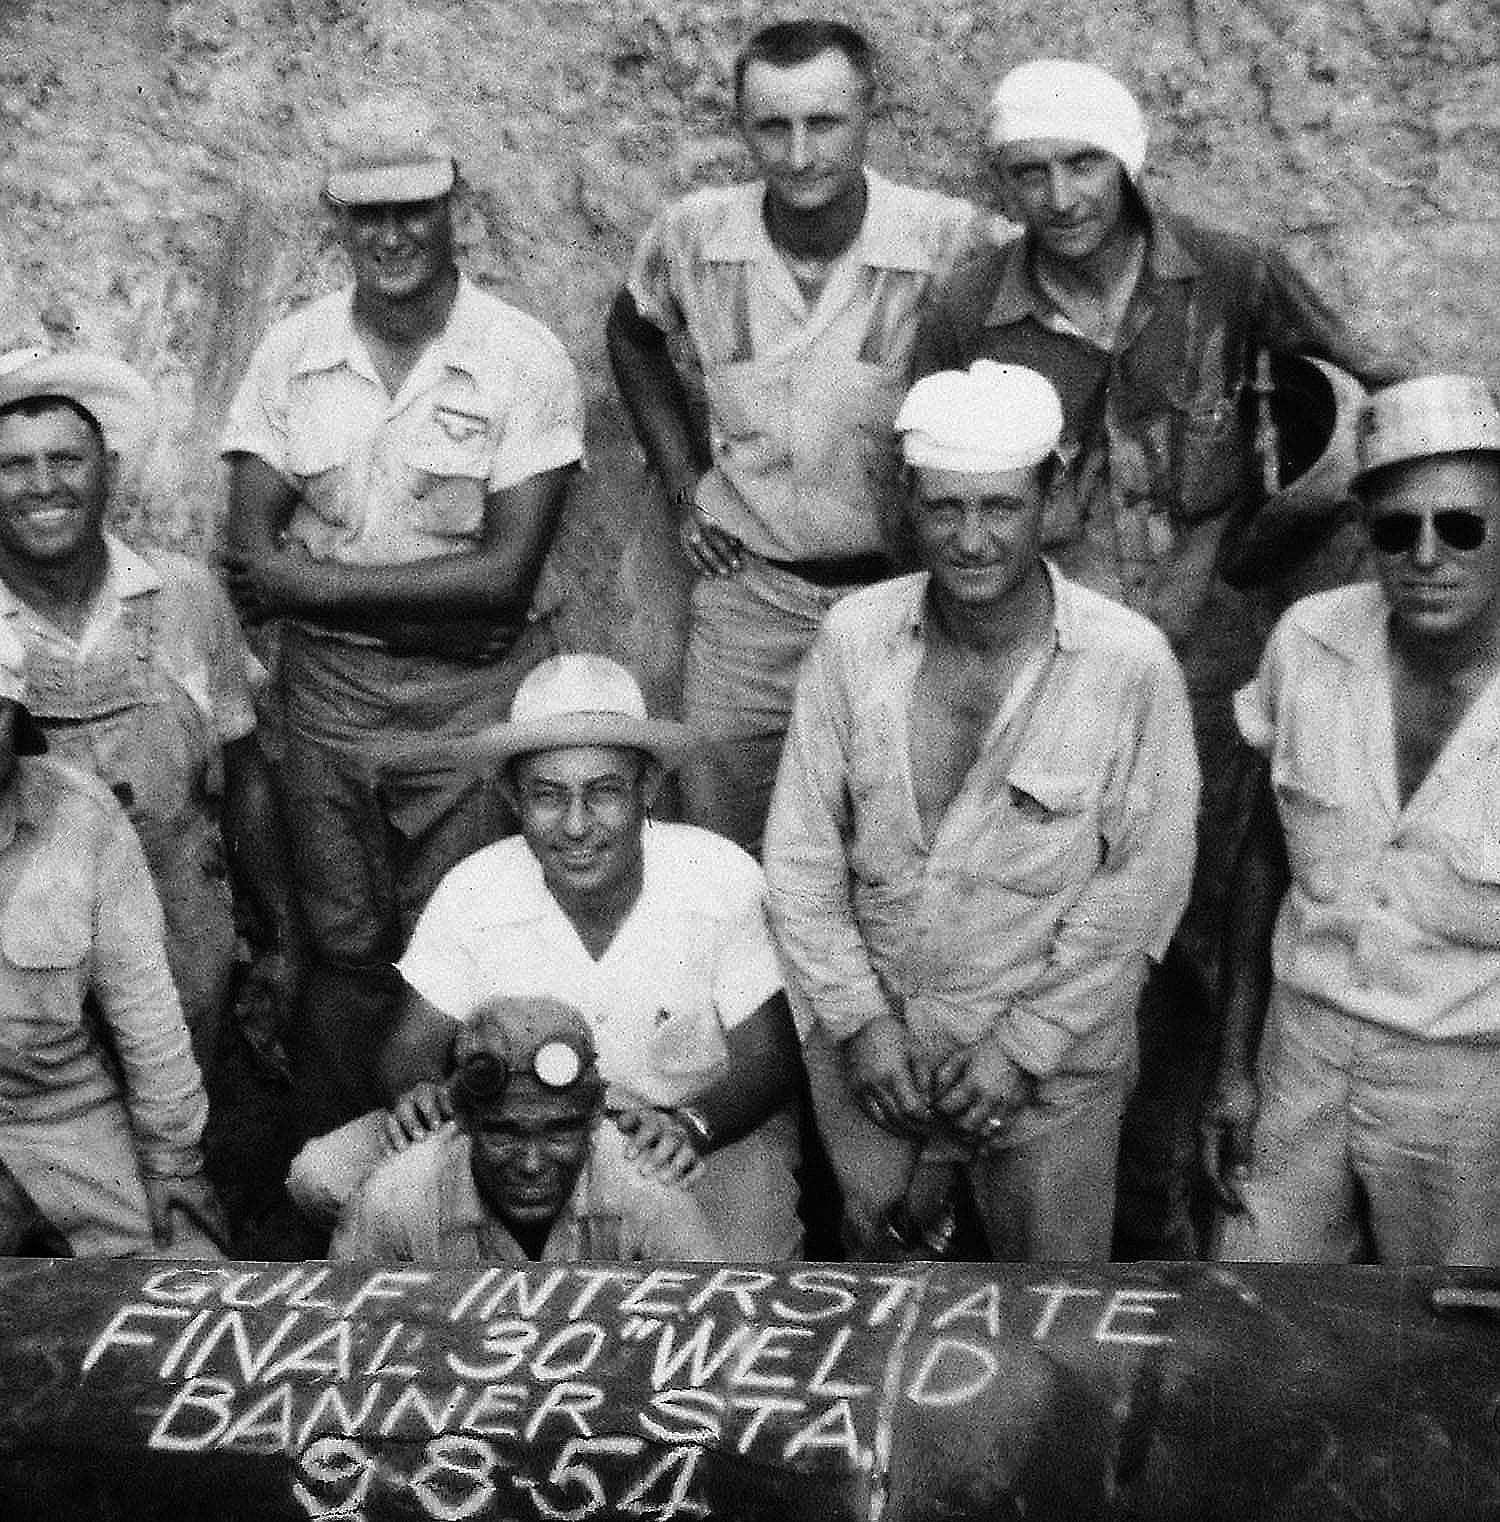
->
[[331, 994, 723, 1262]]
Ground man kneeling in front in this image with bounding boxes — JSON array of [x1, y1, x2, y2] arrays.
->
[[332, 996, 722, 1262]]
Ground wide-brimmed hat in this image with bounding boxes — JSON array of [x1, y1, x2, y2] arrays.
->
[[1221, 355, 1367, 588], [1353, 373, 1500, 488], [324, 94, 457, 206], [456, 654, 696, 772], [0, 347, 154, 457]]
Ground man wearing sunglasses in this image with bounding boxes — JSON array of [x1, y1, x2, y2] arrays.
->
[[1201, 374, 1500, 1265], [332, 996, 720, 1262]]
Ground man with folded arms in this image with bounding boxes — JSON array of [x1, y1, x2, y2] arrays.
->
[[764, 362, 1197, 1260], [222, 95, 582, 1137], [1202, 375, 1500, 1266], [333, 996, 721, 1262]]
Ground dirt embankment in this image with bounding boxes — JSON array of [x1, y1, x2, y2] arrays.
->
[[1, 0, 1495, 696]]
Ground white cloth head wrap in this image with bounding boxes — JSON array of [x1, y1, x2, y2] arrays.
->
[[987, 59, 1148, 180], [897, 362, 1064, 474]]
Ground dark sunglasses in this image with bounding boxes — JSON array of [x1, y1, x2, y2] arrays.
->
[[1368, 510, 1488, 555]]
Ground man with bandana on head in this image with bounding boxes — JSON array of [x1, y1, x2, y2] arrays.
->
[[332, 995, 722, 1262], [765, 362, 1197, 1261], [915, 60, 1402, 1257]]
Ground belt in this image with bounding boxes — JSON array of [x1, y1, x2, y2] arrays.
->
[[760, 552, 894, 588]]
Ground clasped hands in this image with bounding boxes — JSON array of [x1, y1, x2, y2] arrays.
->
[[844, 1012, 1032, 1145]]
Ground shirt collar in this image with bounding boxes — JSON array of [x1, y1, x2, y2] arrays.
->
[[1298, 581, 1391, 668], [701, 170, 938, 273], [903, 559, 1079, 651], [984, 193, 1199, 328], [0, 533, 159, 631], [292, 274, 490, 383]]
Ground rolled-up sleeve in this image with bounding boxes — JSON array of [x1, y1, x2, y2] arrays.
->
[[763, 633, 893, 1044], [219, 323, 295, 474], [996, 647, 1201, 1079], [93, 814, 208, 1177], [624, 208, 686, 335]]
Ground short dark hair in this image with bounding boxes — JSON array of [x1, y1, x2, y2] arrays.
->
[[0, 394, 106, 451], [733, 19, 876, 108]]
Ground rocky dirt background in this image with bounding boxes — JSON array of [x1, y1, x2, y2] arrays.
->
[[2, 0, 1497, 705]]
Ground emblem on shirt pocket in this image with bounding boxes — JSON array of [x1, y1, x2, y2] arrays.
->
[[431, 405, 489, 446]]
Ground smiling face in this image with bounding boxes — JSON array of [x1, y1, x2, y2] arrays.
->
[[0, 402, 112, 573], [992, 137, 1131, 265], [466, 1085, 596, 1232], [739, 47, 871, 220], [336, 194, 455, 305], [1363, 453, 1500, 643], [909, 463, 1049, 612], [512, 744, 656, 909]]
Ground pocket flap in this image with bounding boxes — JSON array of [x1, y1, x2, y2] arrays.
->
[[1006, 769, 1095, 817], [2, 859, 90, 969]]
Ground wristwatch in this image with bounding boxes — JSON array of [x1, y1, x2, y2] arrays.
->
[[673, 1104, 714, 1155]]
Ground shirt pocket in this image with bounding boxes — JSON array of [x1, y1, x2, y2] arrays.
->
[[644, 1000, 730, 1098], [403, 418, 492, 540], [989, 768, 1102, 897], [285, 418, 354, 528], [1270, 762, 1347, 904], [1437, 834, 1500, 949]]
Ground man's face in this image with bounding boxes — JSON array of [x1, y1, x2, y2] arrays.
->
[[1365, 453, 1500, 641], [467, 1086, 595, 1231], [0, 404, 111, 570], [992, 138, 1130, 264], [513, 745, 654, 903], [739, 49, 871, 218], [910, 465, 1048, 610], [337, 194, 455, 303]]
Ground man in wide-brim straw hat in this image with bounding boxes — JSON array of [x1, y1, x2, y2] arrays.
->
[[291, 652, 803, 1259], [1203, 374, 1500, 1266], [0, 346, 304, 1084]]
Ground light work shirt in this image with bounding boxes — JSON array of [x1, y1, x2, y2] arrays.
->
[[0, 757, 206, 1175], [764, 566, 1199, 1081], [221, 275, 584, 568], [627, 170, 976, 561], [1237, 583, 1500, 1042]]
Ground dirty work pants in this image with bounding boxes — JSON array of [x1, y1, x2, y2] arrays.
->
[[0, 1103, 221, 1258], [803, 1028, 1128, 1261], [1217, 991, 1500, 1266], [279, 624, 549, 1140], [680, 557, 871, 858]]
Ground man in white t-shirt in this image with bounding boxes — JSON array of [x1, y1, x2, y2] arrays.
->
[[291, 654, 802, 1258]]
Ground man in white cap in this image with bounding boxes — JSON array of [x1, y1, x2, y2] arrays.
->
[[0, 348, 304, 1082], [1201, 375, 1500, 1266], [221, 95, 584, 1139], [916, 59, 1402, 1257], [291, 652, 802, 1259], [607, 18, 976, 857], [764, 362, 1197, 1260], [333, 995, 722, 1262], [0, 622, 225, 1257]]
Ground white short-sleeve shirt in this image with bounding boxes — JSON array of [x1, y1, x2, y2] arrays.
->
[[398, 821, 781, 1106]]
